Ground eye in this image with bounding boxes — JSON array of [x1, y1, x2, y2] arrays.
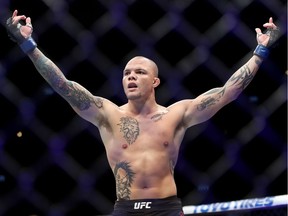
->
[[136, 70, 146, 74], [123, 70, 130, 76]]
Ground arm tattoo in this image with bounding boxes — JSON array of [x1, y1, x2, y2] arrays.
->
[[197, 64, 254, 111], [228, 64, 254, 90], [35, 55, 103, 111], [114, 161, 135, 200], [117, 117, 140, 145], [59, 82, 103, 111], [255, 58, 262, 66], [197, 88, 225, 111], [35, 55, 66, 88], [197, 97, 217, 111]]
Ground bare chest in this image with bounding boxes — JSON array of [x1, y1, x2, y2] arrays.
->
[[104, 114, 180, 163], [116, 115, 174, 145]]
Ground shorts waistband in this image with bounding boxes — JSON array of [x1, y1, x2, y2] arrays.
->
[[114, 196, 182, 211]]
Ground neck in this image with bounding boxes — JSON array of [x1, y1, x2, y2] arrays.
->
[[127, 97, 158, 116]]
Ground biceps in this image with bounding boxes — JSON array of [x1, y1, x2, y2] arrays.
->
[[71, 95, 106, 127], [196, 87, 230, 110], [59, 81, 96, 111], [184, 89, 226, 126]]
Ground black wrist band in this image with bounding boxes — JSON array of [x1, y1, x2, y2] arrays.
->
[[253, 44, 269, 59], [20, 37, 37, 54]]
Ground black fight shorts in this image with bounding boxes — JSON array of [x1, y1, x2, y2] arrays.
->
[[112, 195, 184, 216]]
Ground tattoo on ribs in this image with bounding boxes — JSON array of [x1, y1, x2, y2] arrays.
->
[[114, 161, 135, 200], [117, 117, 139, 145], [170, 160, 175, 175]]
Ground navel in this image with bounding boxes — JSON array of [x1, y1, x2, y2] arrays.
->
[[122, 143, 128, 149]]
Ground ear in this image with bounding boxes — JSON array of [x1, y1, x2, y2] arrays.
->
[[153, 78, 160, 88]]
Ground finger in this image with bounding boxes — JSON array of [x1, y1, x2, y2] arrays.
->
[[263, 17, 277, 29], [12, 10, 18, 18], [12, 14, 26, 25], [255, 28, 262, 35], [26, 17, 32, 25], [263, 22, 277, 29], [269, 17, 273, 23], [25, 17, 33, 28]]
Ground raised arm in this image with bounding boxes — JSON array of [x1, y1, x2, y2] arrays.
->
[[5, 10, 107, 126], [28, 48, 106, 125], [183, 17, 279, 128]]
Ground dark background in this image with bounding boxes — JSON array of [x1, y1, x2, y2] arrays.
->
[[0, 0, 287, 215]]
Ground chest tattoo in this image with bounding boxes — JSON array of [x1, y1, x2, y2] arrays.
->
[[117, 117, 140, 145], [114, 161, 135, 200], [151, 111, 167, 122]]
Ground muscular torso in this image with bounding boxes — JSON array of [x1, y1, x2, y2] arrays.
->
[[98, 104, 187, 200], [28, 45, 257, 201]]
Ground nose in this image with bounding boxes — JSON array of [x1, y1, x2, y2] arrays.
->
[[128, 72, 137, 81]]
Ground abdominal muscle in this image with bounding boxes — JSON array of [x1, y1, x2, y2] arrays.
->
[[129, 174, 177, 200]]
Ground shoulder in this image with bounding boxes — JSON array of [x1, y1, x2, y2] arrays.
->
[[167, 99, 195, 111], [166, 99, 199, 128]]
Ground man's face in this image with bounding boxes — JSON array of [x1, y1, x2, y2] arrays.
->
[[122, 57, 157, 100]]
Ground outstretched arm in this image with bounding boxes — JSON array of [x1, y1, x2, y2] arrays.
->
[[28, 49, 105, 122], [183, 17, 279, 128], [6, 10, 106, 126]]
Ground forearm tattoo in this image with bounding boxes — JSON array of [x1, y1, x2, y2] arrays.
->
[[197, 64, 254, 111], [255, 58, 262, 66], [117, 117, 140, 145], [228, 64, 254, 90], [114, 161, 135, 200], [34, 54, 103, 111]]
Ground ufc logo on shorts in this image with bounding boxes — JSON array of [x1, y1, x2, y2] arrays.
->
[[134, 201, 152, 209]]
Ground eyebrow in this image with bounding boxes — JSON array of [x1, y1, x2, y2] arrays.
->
[[123, 68, 147, 73]]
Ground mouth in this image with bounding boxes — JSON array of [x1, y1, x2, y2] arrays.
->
[[128, 82, 138, 89]]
